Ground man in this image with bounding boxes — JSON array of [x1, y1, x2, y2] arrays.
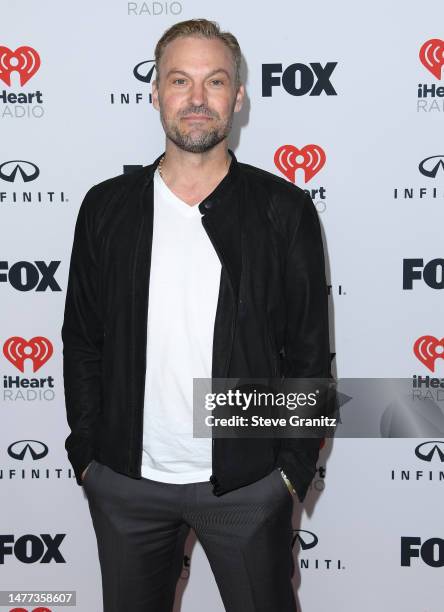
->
[[62, 18, 332, 612]]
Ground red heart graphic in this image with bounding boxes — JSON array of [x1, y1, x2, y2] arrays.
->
[[3, 336, 53, 372], [274, 144, 326, 184], [10, 608, 52, 612], [413, 335, 444, 372], [419, 38, 444, 80], [0, 45, 41, 86]]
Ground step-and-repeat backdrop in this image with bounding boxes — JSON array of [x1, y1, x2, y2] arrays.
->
[[2, 1, 443, 611]]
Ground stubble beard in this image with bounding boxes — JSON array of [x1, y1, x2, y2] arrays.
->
[[159, 102, 235, 154]]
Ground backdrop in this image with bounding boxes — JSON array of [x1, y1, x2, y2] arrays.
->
[[2, 1, 444, 611]]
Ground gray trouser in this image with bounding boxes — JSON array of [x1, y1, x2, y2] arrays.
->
[[83, 460, 297, 612]]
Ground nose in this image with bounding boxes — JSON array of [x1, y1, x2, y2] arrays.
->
[[189, 81, 206, 107]]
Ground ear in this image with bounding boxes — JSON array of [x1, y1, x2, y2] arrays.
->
[[152, 78, 160, 111], [233, 84, 245, 113]]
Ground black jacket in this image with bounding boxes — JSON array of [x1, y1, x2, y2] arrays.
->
[[61, 150, 332, 502]]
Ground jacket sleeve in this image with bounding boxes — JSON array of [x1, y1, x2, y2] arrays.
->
[[61, 186, 103, 486], [276, 192, 332, 502]]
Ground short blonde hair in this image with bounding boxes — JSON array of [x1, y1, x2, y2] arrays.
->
[[154, 18, 241, 87]]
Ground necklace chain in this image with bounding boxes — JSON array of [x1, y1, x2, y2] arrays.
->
[[158, 154, 231, 180]]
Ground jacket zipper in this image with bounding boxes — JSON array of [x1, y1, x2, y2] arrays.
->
[[132, 212, 151, 478], [267, 326, 279, 378], [201, 215, 237, 488]]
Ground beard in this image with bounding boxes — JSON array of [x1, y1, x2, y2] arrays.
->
[[159, 102, 235, 153]]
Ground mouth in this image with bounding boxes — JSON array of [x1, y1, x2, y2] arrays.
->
[[181, 115, 213, 121]]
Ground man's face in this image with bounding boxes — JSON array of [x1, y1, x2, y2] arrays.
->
[[152, 36, 244, 153]]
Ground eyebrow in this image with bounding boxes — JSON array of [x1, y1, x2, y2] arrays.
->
[[165, 68, 232, 80]]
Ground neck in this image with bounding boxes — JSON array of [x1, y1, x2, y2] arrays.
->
[[159, 139, 231, 197]]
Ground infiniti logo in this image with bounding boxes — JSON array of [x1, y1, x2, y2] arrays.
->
[[110, 59, 156, 106], [0, 160, 39, 183], [418, 155, 444, 178], [133, 59, 156, 84], [415, 440, 444, 462], [7, 439, 48, 460], [292, 529, 318, 550]]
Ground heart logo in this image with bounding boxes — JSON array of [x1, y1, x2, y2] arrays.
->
[[3, 336, 53, 372], [413, 335, 444, 372], [10, 608, 51, 612], [274, 144, 326, 184], [419, 39, 444, 80], [0, 45, 41, 86]]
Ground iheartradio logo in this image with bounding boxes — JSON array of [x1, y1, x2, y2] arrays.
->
[[413, 335, 444, 372], [419, 39, 444, 80], [0, 46, 41, 86], [274, 144, 326, 184], [3, 336, 53, 372]]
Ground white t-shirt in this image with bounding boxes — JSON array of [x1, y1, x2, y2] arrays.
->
[[141, 168, 221, 483]]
